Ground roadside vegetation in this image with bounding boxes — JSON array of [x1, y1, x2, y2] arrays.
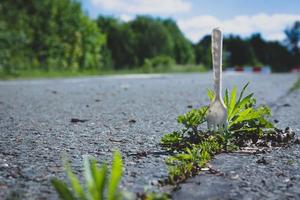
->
[[161, 83, 297, 184], [289, 77, 300, 93], [0, 63, 206, 80], [1, 0, 300, 79]]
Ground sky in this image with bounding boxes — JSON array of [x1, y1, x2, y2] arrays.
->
[[81, 0, 300, 43]]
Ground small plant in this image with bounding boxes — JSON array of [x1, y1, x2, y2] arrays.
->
[[289, 77, 300, 93], [142, 56, 175, 73], [209, 83, 273, 147], [137, 192, 170, 200], [51, 151, 170, 200], [161, 83, 296, 184], [51, 151, 123, 200]]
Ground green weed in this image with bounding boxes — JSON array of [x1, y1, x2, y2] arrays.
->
[[51, 151, 170, 200], [51, 151, 123, 200], [161, 83, 295, 184], [137, 192, 170, 200], [289, 77, 300, 93]]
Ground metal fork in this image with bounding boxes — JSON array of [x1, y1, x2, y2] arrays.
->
[[206, 28, 228, 131]]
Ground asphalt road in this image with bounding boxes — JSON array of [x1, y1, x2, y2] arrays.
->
[[0, 73, 299, 199]]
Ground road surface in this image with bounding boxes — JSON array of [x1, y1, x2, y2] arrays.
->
[[0, 73, 299, 199]]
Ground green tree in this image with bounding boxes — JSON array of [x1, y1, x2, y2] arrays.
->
[[249, 33, 268, 64], [0, 0, 105, 74], [129, 16, 174, 66], [224, 35, 257, 66], [162, 19, 195, 64], [285, 21, 300, 55], [97, 16, 137, 69], [97, 16, 194, 69], [285, 21, 300, 66], [250, 33, 293, 72], [0, 0, 33, 73], [194, 35, 212, 68], [265, 41, 294, 72]]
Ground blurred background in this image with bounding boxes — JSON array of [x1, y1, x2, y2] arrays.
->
[[0, 0, 300, 79]]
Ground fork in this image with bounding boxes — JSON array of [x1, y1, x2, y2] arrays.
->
[[206, 28, 228, 131]]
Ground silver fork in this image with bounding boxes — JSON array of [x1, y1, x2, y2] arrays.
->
[[206, 28, 228, 131]]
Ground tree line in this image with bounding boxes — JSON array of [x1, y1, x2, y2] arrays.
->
[[0, 0, 299, 76], [195, 30, 300, 72]]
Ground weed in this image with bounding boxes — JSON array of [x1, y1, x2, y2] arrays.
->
[[161, 83, 296, 184], [137, 192, 170, 200], [289, 77, 300, 93], [51, 151, 170, 200], [51, 151, 123, 200]]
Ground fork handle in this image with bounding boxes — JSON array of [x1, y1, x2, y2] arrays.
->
[[211, 28, 223, 99]]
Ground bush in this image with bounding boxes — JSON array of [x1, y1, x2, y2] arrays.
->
[[142, 56, 175, 73]]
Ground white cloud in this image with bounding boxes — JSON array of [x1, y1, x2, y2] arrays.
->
[[90, 0, 191, 15], [178, 13, 300, 43], [119, 14, 133, 22]]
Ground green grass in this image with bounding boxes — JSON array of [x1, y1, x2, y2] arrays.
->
[[0, 64, 207, 80], [51, 151, 170, 200], [51, 151, 123, 200], [289, 77, 300, 93]]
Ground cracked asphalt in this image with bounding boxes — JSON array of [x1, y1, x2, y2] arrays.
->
[[0, 73, 299, 200]]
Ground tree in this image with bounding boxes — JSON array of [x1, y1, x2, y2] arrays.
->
[[249, 33, 293, 72], [266, 41, 294, 72], [0, 0, 105, 74], [285, 21, 300, 66], [0, 0, 33, 73], [97, 16, 195, 69], [194, 35, 211, 68], [224, 35, 257, 66], [162, 19, 195, 64], [129, 16, 174, 66], [97, 16, 137, 69], [285, 21, 300, 55], [249, 33, 268, 64]]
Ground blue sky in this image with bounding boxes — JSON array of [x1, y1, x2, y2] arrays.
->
[[82, 0, 300, 43]]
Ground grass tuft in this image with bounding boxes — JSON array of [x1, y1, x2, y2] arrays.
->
[[51, 151, 170, 200], [51, 151, 123, 200], [289, 77, 300, 93]]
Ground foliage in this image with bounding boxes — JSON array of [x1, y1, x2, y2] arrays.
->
[[177, 107, 208, 132], [51, 151, 170, 200], [51, 151, 123, 200], [0, 0, 299, 76], [194, 33, 296, 72], [162, 19, 195, 64], [129, 16, 174, 66], [250, 34, 294, 72], [285, 21, 300, 56], [194, 35, 212, 67], [97, 16, 137, 69], [137, 192, 170, 200], [252, 34, 293, 71], [142, 56, 175, 73], [289, 77, 300, 93], [212, 83, 273, 130], [161, 83, 280, 184], [224, 35, 258, 66], [0, 0, 105, 75], [96, 16, 195, 70], [166, 138, 221, 183]]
